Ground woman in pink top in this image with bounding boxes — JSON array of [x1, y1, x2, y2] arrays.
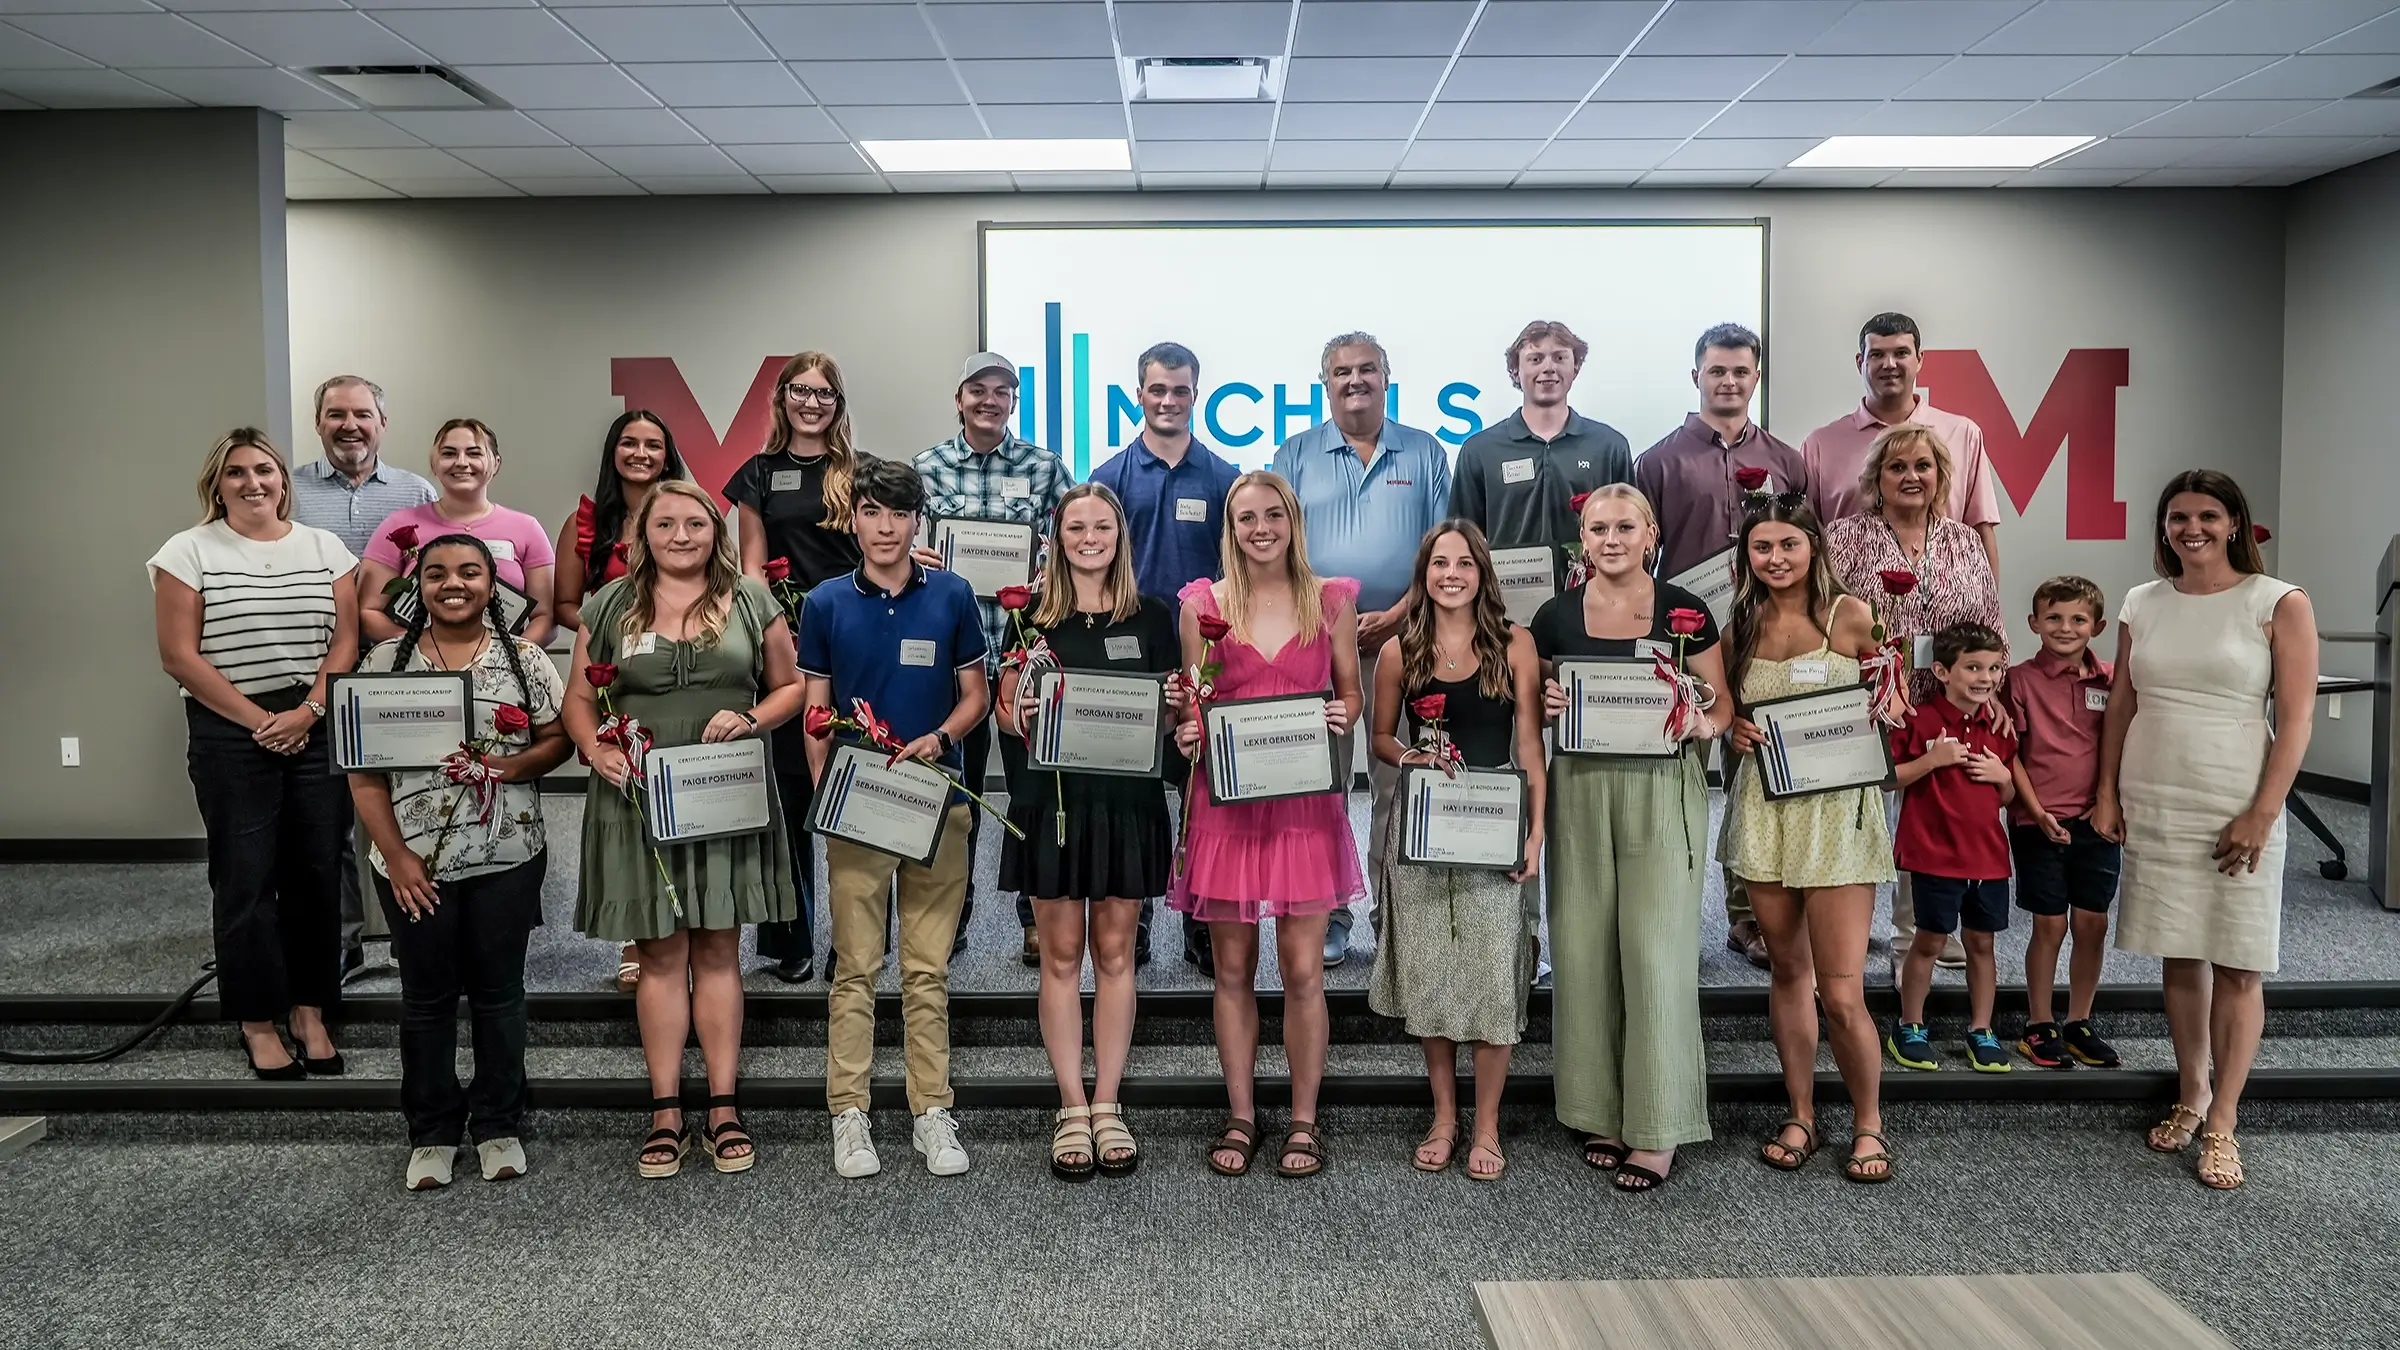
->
[[1169, 470, 1365, 1181], [1823, 424, 2002, 710], [359, 419, 557, 647]]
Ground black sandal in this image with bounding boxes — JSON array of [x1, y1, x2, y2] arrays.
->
[[1582, 1135, 1629, 1171], [1276, 1122, 1327, 1179], [1760, 1117, 1817, 1171], [1207, 1116, 1259, 1177], [704, 1093, 755, 1174], [1613, 1159, 1673, 1192], [637, 1096, 689, 1179]]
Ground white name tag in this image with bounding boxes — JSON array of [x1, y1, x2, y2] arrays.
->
[[899, 639, 936, 668], [1000, 476, 1032, 500], [1175, 497, 1208, 522], [485, 538, 515, 561], [627, 632, 659, 656], [2085, 687, 2110, 712], [1914, 634, 1935, 667], [1501, 457, 1536, 484], [1790, 659, 1829, 686], [770, 469, 807, 492], [1634, 639, 1671, 662], [1104, 635, 1142, 661]]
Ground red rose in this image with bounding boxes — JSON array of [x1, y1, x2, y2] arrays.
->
[[585, 662, 618, 690], [389, 524, 421, 551], [491, 703, 531, 735], [764, 557, 792, 582], [1410, 694, 1446, 721], [1196, 614, 1232, 642], [803, 705, 837, 739], [611, 541, 629, 560], [1667, 607, 1706, 636], [2253, 524, 2272, 544], [1567, 490, 1593, 515], [1734, 467, 1771, 491], [1878, 569, 1920, 597], [995, 585, 1033, 612]]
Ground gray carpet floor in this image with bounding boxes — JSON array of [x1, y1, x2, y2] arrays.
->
[[6, 1101, 2399, 1350], [4, 792, 2389, 997]]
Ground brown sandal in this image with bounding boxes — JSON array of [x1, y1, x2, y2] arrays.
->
[[1759, 1117, 1817, 1171], [1413, 1122, 1460, 1173], [2149, 1102, 2205, 1153], [1842, 1130, 1894, 1184], [2195, 1130, 2245, 1190], [1276, 1122, 1327, 1178], [1206, 1116, 1259, 1177]]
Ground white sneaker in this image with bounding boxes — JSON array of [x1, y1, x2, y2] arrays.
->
[[913, 1107, 970, 1176], [406, 1145, 455, 1191], [477, 1137, 527, 1182], [832, 1107, 881, 1178]]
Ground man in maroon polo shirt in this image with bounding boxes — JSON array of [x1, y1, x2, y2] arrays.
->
[[1802, 311, 2002, 572]]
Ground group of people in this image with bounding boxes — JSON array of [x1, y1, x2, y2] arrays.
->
[[146, 312, 2315, 1197]]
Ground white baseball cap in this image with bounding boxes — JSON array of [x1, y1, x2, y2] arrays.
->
[[959, 352, 1019, 389]]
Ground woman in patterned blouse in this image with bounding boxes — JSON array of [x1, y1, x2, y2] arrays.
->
[[1824, 423, 2003, 710]]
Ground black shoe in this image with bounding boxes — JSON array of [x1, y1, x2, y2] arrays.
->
[[1184, 939, 1215, 978], [241, 1034, 305, 1082], [339, 946, 369, 985], [1322, 922, 1351, 968], [1133, 930, 1152, 969], [303, 1051, 346, 1076], [771, 955, 813, 985], [1019, 926, 1041, 967], [2061, 1018, 2121, 1067], [951, 927, 969, 957]]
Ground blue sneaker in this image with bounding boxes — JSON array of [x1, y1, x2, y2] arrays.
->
[[1885, 1020, 1939, 1071], [1966, 1028, 2014, 1073]]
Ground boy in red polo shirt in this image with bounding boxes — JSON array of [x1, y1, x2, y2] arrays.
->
[[2004, 576, 2121, 1070], [1885, 621, 2018, 1074]]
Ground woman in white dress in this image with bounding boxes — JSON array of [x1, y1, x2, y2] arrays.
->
[[2093, 470, 2316, 1190]]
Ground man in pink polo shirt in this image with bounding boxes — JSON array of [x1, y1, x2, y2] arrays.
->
[[1802, 312, 2002, 572]]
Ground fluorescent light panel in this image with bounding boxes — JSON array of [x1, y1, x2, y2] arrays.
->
[[860, 138, 1131, 173], [1789, 135, 2095, 170]]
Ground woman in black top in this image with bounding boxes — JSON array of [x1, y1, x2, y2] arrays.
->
[[726, 350, 866, 983], [999, 483, 1182, 1180]]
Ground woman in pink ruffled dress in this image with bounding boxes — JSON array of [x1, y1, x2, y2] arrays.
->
[[1170, 470, 1366, 1180]]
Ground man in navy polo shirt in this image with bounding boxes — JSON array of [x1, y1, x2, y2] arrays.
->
[[799, 457, 989, 1180], [1087, 340, 1239, 972]]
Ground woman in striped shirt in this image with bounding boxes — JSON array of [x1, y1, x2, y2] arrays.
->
[[149, 429, 361, 1079]]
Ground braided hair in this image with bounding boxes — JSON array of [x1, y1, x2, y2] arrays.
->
[[396, 533, 536, 723]]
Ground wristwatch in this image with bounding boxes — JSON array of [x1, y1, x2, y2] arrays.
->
[[738, 709, 759, 731], [302, 699, 327, 719], [935, 728, 955, 754]]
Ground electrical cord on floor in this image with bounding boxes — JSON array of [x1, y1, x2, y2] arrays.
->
[[0, 963, 218, 1065]]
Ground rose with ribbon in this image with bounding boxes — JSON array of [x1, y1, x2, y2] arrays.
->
[[806, 696, 1023, 838], [1406, 692, 1464, 778], [1654, 607, 1718, 743], [586, 660, 680, 912], [993, 585, 1067, 845], [764, 556, 804, 622], [1860, 569, 1919, 726], [1735, 466, 1771, 493], [1187, 613, 1232, 708], [424, 700, 531, 869], [380, 523, 427, 605], [1561, 491, 1597, 589]]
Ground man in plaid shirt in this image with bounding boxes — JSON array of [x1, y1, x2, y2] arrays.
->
[[914, 352, 1075, 962]]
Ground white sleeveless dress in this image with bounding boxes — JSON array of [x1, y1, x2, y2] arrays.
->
[[2115, 573, 2301, 972]]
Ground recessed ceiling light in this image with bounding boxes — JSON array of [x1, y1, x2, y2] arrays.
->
[[1125, 57, 1277, 101], [1788, 135, 2096, 170], [860, 139, 1132, 173]]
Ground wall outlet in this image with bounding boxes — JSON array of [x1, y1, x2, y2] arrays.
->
[[2330, 695, 2343, 721], [59, 737, 79, 767]]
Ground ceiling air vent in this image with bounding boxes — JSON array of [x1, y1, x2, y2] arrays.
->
[[311, 66, 503, 111], [1123, 57, 1279, 102]]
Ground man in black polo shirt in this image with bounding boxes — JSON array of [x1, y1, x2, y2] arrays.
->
[[1450, 320, 1633, 550]]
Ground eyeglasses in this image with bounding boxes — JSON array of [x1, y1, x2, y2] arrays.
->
[[783, 385, 840, 406]]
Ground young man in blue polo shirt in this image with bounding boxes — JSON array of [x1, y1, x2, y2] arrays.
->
[[800, 457, 990, 1179]]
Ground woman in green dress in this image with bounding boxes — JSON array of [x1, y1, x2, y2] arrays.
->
[[564, 480, 802, 1178]]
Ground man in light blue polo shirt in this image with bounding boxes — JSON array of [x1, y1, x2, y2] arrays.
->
[[1269, 332, 1451, 965]]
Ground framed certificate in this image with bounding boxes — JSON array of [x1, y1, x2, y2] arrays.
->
[[931, 517, 1037, 598], [1748, 683, 1898, 801], [387, 573, 535, 637], [1554, 659, 1678, 758], [329, 671, 475, 772], [1030, 669, 1168, 779], [1398, 765, 1529, 871], [1663, 546, 1739, 632], [642, 739, 772, 844], [809, 742, 950, 865], [1487, 545, 1560, 628], [1202, 693, 1342, 805]]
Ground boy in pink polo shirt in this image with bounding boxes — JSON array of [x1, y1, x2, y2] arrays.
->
[[2003, 577, 2121, 1070]]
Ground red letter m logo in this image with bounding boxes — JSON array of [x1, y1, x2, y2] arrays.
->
[[1920, 348, 2131, 541], [609, 356, 789, 504]]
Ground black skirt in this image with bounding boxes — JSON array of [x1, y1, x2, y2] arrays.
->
[[1000, 765, 1173, 903]]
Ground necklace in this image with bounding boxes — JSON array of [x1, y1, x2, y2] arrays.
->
[[424, 629, 488, 672]]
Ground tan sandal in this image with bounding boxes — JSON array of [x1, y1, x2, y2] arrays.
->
[[2148, 1102, 2205, 1153], [1760, 1117, 1817, 1171], [1090, 1103, 1138, 1176], [617, 946, 641, 994], [1466, 1137, 1507, 1183], [1051, 1106, 1096, 1181], [1413, 1122, 1460, 1173], [2196, 1130, 2245, 1190]]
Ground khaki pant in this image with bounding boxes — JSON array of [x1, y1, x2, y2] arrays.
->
[[824, 804, 971, 1116]]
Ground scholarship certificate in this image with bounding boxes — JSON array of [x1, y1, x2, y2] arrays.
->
[[809, 742, 950, 864], [1203, 694, 1341, 805], [931, 517, 1037, 598], [1031, 669, 1168, 778], [1664, 547, 1740, 631], [1749, 683, 1897, 800], [1554, 659, 1678, 758], [330, 671, 474, 772], [643, 739, 772, 844], [1487, 545, 1561, 628], [1399, 766, 1529, 871]]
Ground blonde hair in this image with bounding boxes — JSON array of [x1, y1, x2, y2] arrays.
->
[[196, 428, 293, 524], [765, 351, 861, 531], [622, 480, 743, 649], [1033, 483, 1141, 628], [1218, 470, 1327, 645], [1861, 423, 1954, 518], [431, 417, 498, 460], [1576, 483, 1660, 572]]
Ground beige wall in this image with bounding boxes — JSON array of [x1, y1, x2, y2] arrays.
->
[[1, 109, 287, 840]]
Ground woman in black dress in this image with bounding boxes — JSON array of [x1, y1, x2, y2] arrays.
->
[[998, 483, 1182, 1179]]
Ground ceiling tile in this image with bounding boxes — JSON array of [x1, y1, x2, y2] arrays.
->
[[1136, 139, 1267, 171], [450, 145, 609, 175], [2173, 132, 2375, 164], [1014, 169, 1138, 189], [0, 68, 184, 105], [184, 11, 426, 65], [127, 66, 354, 110], [2143, 0, 2399, 55], [626, 62, 812, 106], [1659, 137, 1818, 169], [1756, 166, 1894, 186], [1699, 99, 1877, 138], [1512, 169, 1645, 185], [371, 10, 602, 65], [1868, 99, 2032, 133], [1293, 1, 1476, 58], [282, 112, 427, 148], [287, 178, 403, 199], [9, 13, 262, 66], [2205, 54, 2400, 98], [2254, 99, 2400, 135], [1558, 100, 1724, 138], [382, 177, 524, 197], [456, 64, 660, 109], [1530, 138, 1682, 170], [1270, 100, 1421, 138], [744, 3, 940, 60], [380, 110, 565, 147], [824, 102, 984, 136], [1264, 169, 1391, 185], [1268, 138, 1406, 170], [0, 22, 98, 67], [1745, 54, 1948, 99], [1983, 98, 2181, 134], [1281, 55, 1449, 101], [788, 59, 962, 103], [2114, 99, 2327, 135], [721, 141, 871, 173], [1802, 2, 2035, 56], [1414, 100, 1574, 138], [2000, 164, 2146, 185], [954, 56, 1118, 102], [588, 142, 740, 174], [2053, 53, 2280, 99], [1129, 101, 1276, 139], [311, 145, 486, 178], [2309, 8, 2400, 52], [510, 176, 647, 196], [678, 104, 843, 140], [1465, 0, 1653, 57], [1389, 169, 1520, 185], [1133, 170, 1260, 189], [2123, 166, 2265, 184], [1398, 138, 1541, 170], [1637, 168, 1770, 185], [2036, 135, 2212, 167], [283, 148, 353, 182], [923, 2, 1114, 59], [758, 173, 892, 192], [159, 0, 353, 10], [1440, 55, 1611, 101], [1971, 1, 2217, 55], [1111, 0, 1290, 58], [1588, 55, 1782, 100], [350, 0, 538, 9], [1633, 1, 1855, 57], [560, 7, 771, 61], [1902, 53, 2114, 98], [632, 174, 766, 193], [1878, 168, 2023, 186], [886, 172, 1014, 192], [2, 93, 47, 115], [528, 107, 703, 143]]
